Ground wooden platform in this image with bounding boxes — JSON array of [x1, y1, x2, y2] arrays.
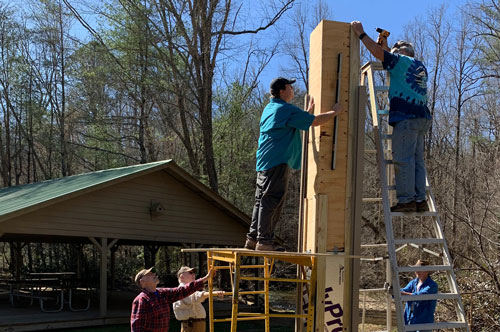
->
[[181, 247, 364, 258]]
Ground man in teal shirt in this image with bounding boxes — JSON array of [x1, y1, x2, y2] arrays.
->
[[245, 77, 343, 251]]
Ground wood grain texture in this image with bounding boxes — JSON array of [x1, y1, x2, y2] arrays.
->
[[305, 20, 359, 251]]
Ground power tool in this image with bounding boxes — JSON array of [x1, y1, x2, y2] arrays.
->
[[376, 27, 390, 45]]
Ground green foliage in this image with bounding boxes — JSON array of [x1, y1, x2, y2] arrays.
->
[[213, 82, 263, 214]]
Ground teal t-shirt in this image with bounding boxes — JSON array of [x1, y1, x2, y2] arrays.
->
[[382, 51, 432, 125], [256, 98, 315, 171]]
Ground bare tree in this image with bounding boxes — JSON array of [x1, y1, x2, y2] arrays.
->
[[447, 13, 483, 244], [281, 0, 332, 91]]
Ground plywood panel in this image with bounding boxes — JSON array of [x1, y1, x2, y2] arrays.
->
[[1, 171, 248, 246], [305, 20, 359, 251]]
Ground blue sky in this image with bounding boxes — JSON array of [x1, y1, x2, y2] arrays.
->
[[257, 0, 469, 92], [5, 0, 469, 94]]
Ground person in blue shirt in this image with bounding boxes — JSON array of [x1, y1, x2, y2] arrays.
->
[[400, 259, 438, 331], [351, 21, 432, 213], [244, 77, 344, 251]]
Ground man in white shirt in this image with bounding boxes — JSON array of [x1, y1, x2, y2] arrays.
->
[[173, 266, 224, 332]]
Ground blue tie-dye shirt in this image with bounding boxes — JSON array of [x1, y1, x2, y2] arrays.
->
[[382, 51, 432, 125]]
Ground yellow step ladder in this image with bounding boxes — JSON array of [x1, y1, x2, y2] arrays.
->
[[360, 61, 470, 332]]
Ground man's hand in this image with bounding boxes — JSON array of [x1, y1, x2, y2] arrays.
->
[[306, 96, 315, 114], [201, 267, 216, 283], [351, 21, 364, 37], [311, 103, 344, 127], [202, 290, 224, 300], [331, 103, 344, 115], [350, 20, 384, 61], [377, 35, 390, 52]]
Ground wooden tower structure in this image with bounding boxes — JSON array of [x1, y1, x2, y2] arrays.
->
[[298, 20, 364, 332]]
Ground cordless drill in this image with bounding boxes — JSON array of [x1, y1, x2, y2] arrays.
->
[[376, 27, 390, 46]]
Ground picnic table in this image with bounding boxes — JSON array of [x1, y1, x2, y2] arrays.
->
[[8, 272, 91, 312]]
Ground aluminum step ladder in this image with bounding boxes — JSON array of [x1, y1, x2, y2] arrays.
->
[[360, 61, 470, 332]]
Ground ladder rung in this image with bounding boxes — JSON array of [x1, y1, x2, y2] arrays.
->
[[381, 134, 392, 140], [400, 293, 460, 301], [394, 238, 445, 245], [404, 321, 468, 331], [384, 159, 394, 165], [391, 211, 438, 217], [361, 243, 387, 248], [362, 198, 382, 202], [387, 185, 431, 191], [375, 86, 389, 92], [366, 149, 391, 155], [378, 109, 389, 115], [398, 265, 452, 273]]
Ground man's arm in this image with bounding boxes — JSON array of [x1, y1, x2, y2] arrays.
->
[[351, 21, 385, 61], [311, 103, 344, 126], [400, 280, 415, 295], [414, 281, 438, 295], [163, 268, 215, 303], [131, 298, 148, 332]]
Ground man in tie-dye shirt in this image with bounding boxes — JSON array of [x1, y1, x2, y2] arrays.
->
[[352, 21, 432, 213]]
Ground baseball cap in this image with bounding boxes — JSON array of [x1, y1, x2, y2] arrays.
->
[[177, 266, 195, 278], [412, 259, 432, 273], [391, 40, 415, 57], [135, 267, 156, 287], [270, 77, 296, 96], [412, 259, 430, 266]]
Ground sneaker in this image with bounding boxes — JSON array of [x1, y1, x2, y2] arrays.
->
[[255, 242, 285, 252], [390, 201, 416, 212], [416, 200, 429, 212], [244, 238, 257, 250]]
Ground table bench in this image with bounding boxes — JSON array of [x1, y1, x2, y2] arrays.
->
[[8, 273, 91, 312]]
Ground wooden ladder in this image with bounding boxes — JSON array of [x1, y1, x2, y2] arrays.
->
[[360, 61, 470, 332]]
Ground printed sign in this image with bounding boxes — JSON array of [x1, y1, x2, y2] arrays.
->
[[324, 256, 344, 332]]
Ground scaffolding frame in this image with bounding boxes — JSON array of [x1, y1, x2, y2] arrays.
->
[[182, 248, 318, 332]]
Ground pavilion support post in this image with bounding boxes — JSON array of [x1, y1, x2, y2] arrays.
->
[[100, 237, 108, 317], [89, 236, 108, 317]]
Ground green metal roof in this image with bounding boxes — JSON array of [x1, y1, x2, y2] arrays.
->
[[0, 160, 173, 220]]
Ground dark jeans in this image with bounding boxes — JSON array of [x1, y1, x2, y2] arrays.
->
[[247, 164, 290, 244]]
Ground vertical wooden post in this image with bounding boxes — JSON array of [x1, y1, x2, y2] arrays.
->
[[344, 79, 365, 332], [304, 20, 361, 332], [100, 237, 107, 317]]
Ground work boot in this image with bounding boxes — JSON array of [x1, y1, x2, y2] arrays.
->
[[416, 200, 429, 212], [390, 201, 416, 212], [244, 238, 257, 250], [255, 242, 285, 252]]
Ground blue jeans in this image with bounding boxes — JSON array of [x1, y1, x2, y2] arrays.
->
[[392, 118, 431, 204]]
